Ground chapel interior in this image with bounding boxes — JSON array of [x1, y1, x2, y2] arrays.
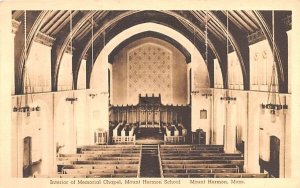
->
[[4, 10, 294, 178]]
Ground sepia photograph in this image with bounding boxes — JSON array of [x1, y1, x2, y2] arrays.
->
[[0, 0, 300, 188]]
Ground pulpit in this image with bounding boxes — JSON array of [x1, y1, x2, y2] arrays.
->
[[94, 128, 108, 145]]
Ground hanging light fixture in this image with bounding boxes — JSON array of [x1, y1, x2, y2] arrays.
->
[[66, 10, 77, 104], [260, 11, 288, 116], [101, 22, 110, 96], [190, 26, 198, 96], [92, 15, 94, 70], [202, 92, 212, 98], [220, 10, 236, 104], [13, 10, 40, 116], [89, 16, 98, 100], [202, 11, 212, 99]]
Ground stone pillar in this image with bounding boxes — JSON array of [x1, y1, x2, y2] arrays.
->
[[244, 92, 260, 173], [49, 93, 56, 174], [224, 101, 237, 153], [280, 95, 290, 178], [71, 93, 77, 154], [210, 89, 214, 144], [213, 90, 225, 145]]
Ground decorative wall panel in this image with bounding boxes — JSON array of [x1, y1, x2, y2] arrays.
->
[[228, 52, 244, 90], [250, 40, 278, 91], [127, 43, 173, 104], [214, 59, 223, 88]]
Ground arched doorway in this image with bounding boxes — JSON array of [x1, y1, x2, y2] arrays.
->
[[23, 136, 32, 177]]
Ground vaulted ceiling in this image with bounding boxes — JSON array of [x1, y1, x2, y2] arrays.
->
[[12, 10, 291, 94]]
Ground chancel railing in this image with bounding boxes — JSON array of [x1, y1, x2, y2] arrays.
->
[[109, 94, 191, 144]]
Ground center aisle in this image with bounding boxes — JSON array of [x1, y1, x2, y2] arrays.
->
[[140, 144, 161, 177]]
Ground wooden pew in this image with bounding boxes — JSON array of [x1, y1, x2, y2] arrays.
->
[[160, 145, 224, 148], [161, 159, 244, 165], [57, 159, 139, 165], [34, 174, 61, 178], [61, 164, 139, 170], [63, 168, 91, 174], [163, 173, 268, 178], [80, 146, 140, 150], [86, 174, 112, 178], [34, 174, 87, 178], [161, 156, 243, 160], [163, 167, 238, 173], [63, 168, 139, 177], [240, 173, 269, 178], [81, 150, 140, 155], [161, 147, 224, 150], [57, 156, 140, 161], [162, 164, 238, 169], [160, 150, 225, 154], [163, 173, 215, 178], [161, 147, 224, 151], [51, 145, 142, 178], [214, 173, 268, 178], [112, 173, 137, 178], [161, 153, 241, 157], [86, 173, 137, 178], [160, 144, 267, 179], [63, 168, 137, 174], [79, 145, 140, 148], [60, 153, 139, 157]]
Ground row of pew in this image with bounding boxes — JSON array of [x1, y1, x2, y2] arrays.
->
[[34, 144, 269, 178], [159, 145, 268, 178], [34, 145, 141, 178]]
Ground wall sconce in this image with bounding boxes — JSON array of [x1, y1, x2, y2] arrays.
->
[[261, 103, 288, 115], [220, 90, 236, 104], [202, 93, 212, 98], [89, 94, 97, 99], [220, 96, 236, 103], [66, 97, 77, 104], [191, 90, 200, 95], [12, 106, 41, 117], [283, 104, 288, 114]]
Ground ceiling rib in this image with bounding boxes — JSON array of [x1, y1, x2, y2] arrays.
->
[[51, 10, 79, 35], [41, 11, 65, 34], [46, 11, 69, 35]]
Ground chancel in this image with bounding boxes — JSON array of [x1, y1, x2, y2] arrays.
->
[[3, 10, 294, 179], [109, 94, 190, 145]]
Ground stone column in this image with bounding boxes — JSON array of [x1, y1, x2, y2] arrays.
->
[[224, 101, 237, 153], [244, 92, 260, 173]]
